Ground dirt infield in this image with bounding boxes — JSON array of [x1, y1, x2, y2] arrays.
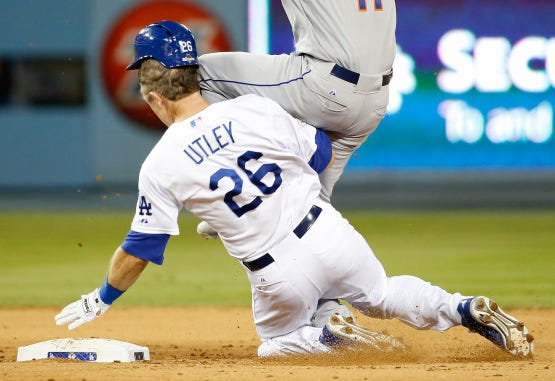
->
[[1, 307, 553, 381]]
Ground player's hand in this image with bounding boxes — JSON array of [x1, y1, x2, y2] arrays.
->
[[55, 288, 110, 330], [196, 220, 219, 239]]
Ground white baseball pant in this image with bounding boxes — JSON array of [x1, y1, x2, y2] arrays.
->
[[243, 199, 465, 357]]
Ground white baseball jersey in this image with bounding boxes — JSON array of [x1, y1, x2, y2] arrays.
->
[[129, 94, 322, 262], [282, 0, 397, 74]]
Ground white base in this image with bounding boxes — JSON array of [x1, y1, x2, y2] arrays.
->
[[17, 338, 150, 363]]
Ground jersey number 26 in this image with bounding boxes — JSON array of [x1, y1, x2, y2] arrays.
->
[[209, 151, 282, 218]]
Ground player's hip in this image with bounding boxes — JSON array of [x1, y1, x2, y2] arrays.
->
[[244, 199, 375, 289], [303, 54, 393, 95], [244, 199, 384, 338], [299, 55, 390, 132]]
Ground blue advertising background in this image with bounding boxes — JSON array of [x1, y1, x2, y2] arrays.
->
[[0, 0, 553, 203], [269, 0, 555, 171]]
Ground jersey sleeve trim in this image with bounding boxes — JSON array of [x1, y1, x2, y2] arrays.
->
[[120, 230, 170, 265], [308, 129, 333, 174]]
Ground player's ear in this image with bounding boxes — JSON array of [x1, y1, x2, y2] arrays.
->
[[148, 91, 165, 108]]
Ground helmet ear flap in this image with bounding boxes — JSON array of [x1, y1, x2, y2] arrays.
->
[[127, 20, 198, 70]]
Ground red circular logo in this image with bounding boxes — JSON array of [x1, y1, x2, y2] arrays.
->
[[101, 0, 233, 131]]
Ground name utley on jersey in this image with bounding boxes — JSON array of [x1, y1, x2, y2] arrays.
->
[[130, 94, 323, 262]]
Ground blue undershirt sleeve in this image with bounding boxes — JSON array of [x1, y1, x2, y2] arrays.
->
[[308, 129, 333, 174], [121, 230, 170, 265]]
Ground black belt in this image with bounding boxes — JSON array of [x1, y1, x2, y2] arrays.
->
[[293, 204, 322, 239], [330, 64, 392, 86], [242, 205, 322, 272], [242, 253, 274, 272]]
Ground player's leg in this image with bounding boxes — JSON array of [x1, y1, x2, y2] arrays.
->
[[244, 240, 330, 356], [357, 277, 533, 356], [199, 52, 379, 134], [300, 200, 461, 331], [251, 219, 403, 357], [198, 52, 309, 117], [352, 275, 465, 331], [327, 230, 466, 332], [257, 326, 331, 357], [320, 209, 533, 356], [318, 83, 389, 201]]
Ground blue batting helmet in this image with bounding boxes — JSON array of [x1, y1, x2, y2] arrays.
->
[[126, 20, 198, 70]]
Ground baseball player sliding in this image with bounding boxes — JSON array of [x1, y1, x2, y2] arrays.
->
[[55, 21, 534, 358], [197, 0, 396, 324]]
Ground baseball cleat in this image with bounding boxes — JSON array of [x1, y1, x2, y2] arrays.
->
[[319, 314, 407, 352], [196, 221, 218, 239], [458, 296, 534, 357]]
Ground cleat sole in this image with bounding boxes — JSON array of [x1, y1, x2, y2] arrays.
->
[[470, 296, 534, 357], [325, 314, 407, 352]]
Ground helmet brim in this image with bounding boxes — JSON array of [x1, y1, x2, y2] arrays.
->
[[126, 56, 150, 71]]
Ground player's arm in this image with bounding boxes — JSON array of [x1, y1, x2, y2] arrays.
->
[[53, 245, 147, 331], [105, 246, 148, 291], [308, 128, 335, 174], [54, 231, 170, 330], [55, 169, 176, 330]]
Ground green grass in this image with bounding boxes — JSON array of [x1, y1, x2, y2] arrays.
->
[[0, 210, 554, 308]]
